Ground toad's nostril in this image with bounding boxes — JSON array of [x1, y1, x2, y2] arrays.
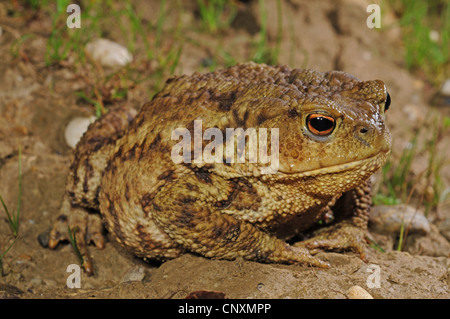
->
[[354, 125, 371, 147]]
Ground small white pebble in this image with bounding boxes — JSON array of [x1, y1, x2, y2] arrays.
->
[[429, 30, 440, 43], [65, 116, 96, 149], [86, 38, 133, 68], [439, 78, 450, 96], [346, 285, 374, 299]]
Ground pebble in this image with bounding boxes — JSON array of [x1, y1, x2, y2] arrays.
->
[[37, 231, 50, 248], [120, 266, 145, 283], [346, 285, 373, 299], [439, 78, 450, 96], [64, 116, 96, 149], [437, 218, 450, 241], [431, 78, 450, 107], [370, 204, 431, 235], [85, 38, 133, 68], [30, 278, 43, 287]]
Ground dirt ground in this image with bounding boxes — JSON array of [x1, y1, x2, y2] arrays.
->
[[0, 0, 449, 299]]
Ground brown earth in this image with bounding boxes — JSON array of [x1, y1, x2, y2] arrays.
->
[[0, 0, 448, 299]]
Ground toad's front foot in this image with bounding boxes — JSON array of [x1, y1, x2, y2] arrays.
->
[[294, 221, 369, 262], [47, 195, 105, 275]]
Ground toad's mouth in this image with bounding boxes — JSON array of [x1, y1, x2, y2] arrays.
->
[[264, 150, 390, 182]]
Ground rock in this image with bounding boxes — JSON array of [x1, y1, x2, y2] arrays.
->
[[439, 78, 450, 96], [405, 224, 450, 257], [431, 78, 450, 107], [64, 116, 96, 149], [437, 218, 450, 241], [121, 266, 145, 283], [85, 38, 133, 68], [346, 285, 373, 299], [30, 278, 43, 287], [37, 231, 50, 248], [370, 205, 431, 235]]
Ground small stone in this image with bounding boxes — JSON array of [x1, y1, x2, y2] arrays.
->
[[86, 38, 133, 68], [346, 285, 373, 299], [437, 218, 450, 241], [30, 278, 43, 287], [37, 231, 50, 248], [439, 78, 450, 96], [43, 279, 57, 287], [64, 116, 96, 149], [370, 204, 431, 235], [121, 266, 145, 283], [429, 30, 440, 43]]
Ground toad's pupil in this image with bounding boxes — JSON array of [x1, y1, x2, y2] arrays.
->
[[309, 116, 334, 133], [385, 93, 391, 111]]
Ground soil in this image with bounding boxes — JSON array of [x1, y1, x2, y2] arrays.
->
[[0, 0, 449, 299]]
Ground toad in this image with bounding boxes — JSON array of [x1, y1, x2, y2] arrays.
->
[[48, 62, 391, 274]]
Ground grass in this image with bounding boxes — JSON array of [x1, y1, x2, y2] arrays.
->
[[250, 0, 282, 65], [24, 0, 287, 112], [386, 0, 450, 85], [39, 0, 186, 112], [374, 115, 449, 251], [367, 237, 386, 253], [196, 0, 237, 33], [45, 0, 80, 65], [373, 132, 418, 206], [10, 34, 35, 59], [396, 220, 405, 251], [376, 1, 449, 249], [374, 115, 448, 213], [0, 237, 19, 277], [0, 146, 22, 276], [0, 146, 22, 237], [121, 0, 153, 57], [68, 226, 85, 270]]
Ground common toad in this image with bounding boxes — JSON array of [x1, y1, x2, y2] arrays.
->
[[48, 62, 391, 274]]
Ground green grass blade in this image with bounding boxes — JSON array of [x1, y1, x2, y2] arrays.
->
[[0, 236, 19, 277], [397, 220, 405, 251], [0, 236, 19, 261], [0, 194, 15, 233], [68, 226, 84, 269], [15, 146, 22, 236]]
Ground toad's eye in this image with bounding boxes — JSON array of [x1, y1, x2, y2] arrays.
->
[[384, 92, 391, 111], [306, 113, 336, 136]]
